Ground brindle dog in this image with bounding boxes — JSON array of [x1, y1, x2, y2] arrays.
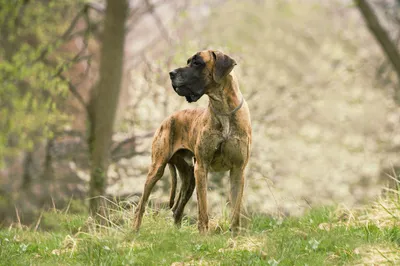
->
[[133, 50, 252, 234]]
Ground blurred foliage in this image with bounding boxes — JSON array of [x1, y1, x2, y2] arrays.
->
[[0, 0, 83, 164]]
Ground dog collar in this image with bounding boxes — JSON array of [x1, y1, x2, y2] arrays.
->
[[210, 96, 244, 116]]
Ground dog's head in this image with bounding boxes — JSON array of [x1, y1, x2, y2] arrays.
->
[[169, 50, 237, 103]]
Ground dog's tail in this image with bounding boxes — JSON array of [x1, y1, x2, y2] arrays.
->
[[168, 163, 177, 209]]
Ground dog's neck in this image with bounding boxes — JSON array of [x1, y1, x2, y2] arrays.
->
[[207, 73, 243, 115], [207, 73, 243, 138]]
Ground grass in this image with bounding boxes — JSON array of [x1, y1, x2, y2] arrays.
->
[[0, 192, 399, 266]]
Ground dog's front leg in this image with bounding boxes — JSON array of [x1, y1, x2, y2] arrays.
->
[[229, 166, 245, 236], [194, 162, 209, 234]]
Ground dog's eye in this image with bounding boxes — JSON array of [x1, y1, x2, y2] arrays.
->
[[192, 61, 202, 66]]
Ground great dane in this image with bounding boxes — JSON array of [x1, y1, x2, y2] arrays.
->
[[133, 50, 252, 234]]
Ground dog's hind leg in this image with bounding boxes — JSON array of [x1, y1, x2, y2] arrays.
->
[[168, 163, 177, 209], [172, 160, 195, 226], [133, 162, 167, 231], [133, 119, 176, 232]]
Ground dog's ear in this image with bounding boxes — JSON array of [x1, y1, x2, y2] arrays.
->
[[212, 51, 237, 83]]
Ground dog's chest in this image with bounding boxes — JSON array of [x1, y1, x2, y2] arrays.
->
[[209, 137, 242, 172], [203, 115, 249, 172], [219, 116, 230, 139], [209, 128, 245, 172]]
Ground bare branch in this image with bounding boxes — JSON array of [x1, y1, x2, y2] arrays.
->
[[84, 2, 105, 13], [33, 8, 86, 64], [111, 149, 150, 162], [57, 74, 88, 111], [111, 136, 136, 155], [54, 130, 84, 138], [126, 0, 168, 32], [32, 3, 94, 113], [355, 0, 400, 83], [110, 131, 154, 162], [144, 0, 173, 45], [111, 131, 153, 154]]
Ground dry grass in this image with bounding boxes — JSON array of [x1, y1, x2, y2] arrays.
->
[[354, 244, 400, 265]]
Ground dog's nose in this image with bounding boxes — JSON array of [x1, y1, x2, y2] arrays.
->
[[169, 70, 177, 79]]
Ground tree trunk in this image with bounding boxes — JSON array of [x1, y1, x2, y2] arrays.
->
[[88, 0, 128, 215], [21, 151, 33, 189], [355, 0, 400, 85], [42, 138, 54, 180]]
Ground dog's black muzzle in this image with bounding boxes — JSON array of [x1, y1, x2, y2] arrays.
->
[[169, 69, 204, 103]]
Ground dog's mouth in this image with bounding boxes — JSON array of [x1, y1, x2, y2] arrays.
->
[[185, 93, 202, 103], [172, 85, 203, 103]]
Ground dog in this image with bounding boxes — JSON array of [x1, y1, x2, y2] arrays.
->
[[133, 50, 252, 234]]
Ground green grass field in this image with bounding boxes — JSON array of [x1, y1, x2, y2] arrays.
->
[[1, 192, 399, 266]]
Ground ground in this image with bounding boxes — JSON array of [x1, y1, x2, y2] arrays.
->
[[1, 191, 399, 266]]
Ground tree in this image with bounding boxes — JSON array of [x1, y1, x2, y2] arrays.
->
[[355, 0, 400, 86], [0, 0, 80, 166], [88, 0, 128, 215]]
